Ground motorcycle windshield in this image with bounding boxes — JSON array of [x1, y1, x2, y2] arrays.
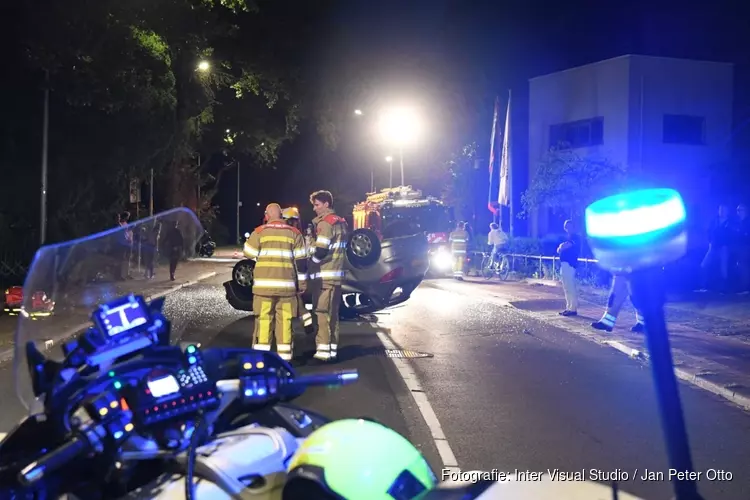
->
[[13, 208, 204, 412]]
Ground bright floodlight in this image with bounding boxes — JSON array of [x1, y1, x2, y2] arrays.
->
[[354, 109, 363, 116], [585, 188, 687, 272], [385, 156, 393, 162], [378, 107, 421, 146], [197, 61, 210, 72]]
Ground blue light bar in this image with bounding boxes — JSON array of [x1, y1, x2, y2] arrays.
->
[[586, 189, 686, 239], [585, 188, 687, 272]]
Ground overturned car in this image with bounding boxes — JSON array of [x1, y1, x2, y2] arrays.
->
[[224, 193, 430, 317]]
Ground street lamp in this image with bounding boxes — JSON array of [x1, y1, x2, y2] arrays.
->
[[378, 107, 421, 187], [385, 156, 394, 188], [197, 61, 210, 72], [354, 109, 363, 116]]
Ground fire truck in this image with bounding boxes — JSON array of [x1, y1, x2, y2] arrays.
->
[[352, 186, 455, 274]]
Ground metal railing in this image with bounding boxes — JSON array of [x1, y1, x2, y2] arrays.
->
[[467, 251, 604, 284]]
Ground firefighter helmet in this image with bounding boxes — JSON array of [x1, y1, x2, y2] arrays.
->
[[282, 206, 300, 220], [283, 418, 436, 500]]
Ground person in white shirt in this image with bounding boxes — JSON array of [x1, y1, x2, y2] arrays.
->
[[487, 223, 509, 265]]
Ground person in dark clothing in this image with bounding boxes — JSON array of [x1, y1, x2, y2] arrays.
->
[[736, 204, 750, 293], [142, 223, 161, 279], [164, 221, 184, 281], [115, 211, 133, 280], [557, 219, 581, 316], [698, 204, 732, 292]]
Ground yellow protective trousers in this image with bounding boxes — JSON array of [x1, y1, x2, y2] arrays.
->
[[297, 295, 314, 332], [312, 284, 342, 361], [452, 254, 466, 278], [252, 295, 295, 361]]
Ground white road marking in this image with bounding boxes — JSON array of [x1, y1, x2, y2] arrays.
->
[[375, 328, 460, 470]]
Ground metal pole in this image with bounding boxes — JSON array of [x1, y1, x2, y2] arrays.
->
[[399, 147, 404, 187], [196, 154, 201, 214], [389, 161, 393, 188], [236, 161, 241, 244], [370, 169, 374, 192], [149, 168, 154, 217], [40, 69, 50, 245]]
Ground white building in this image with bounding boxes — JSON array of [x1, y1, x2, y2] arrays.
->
[[527, 54, 734, 237]]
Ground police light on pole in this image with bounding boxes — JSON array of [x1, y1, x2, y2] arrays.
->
[[585, 188, 702, 500]]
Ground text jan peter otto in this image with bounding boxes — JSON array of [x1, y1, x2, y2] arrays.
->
[[442, 469, 734, 483]]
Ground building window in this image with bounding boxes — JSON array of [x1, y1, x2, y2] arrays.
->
[[663, 114, 705, 145], [549, 117, 604, 149]]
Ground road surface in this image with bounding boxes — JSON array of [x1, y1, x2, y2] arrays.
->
[[0, 276, 748, 499]]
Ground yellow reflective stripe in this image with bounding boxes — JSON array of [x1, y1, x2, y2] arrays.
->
[[243, 244, 259, 258], [260, 236, 295, 244], [253, 344, 271, 351], [315, 236, 330, 248], [253, 279, 296, 288], [293, 248, 308, 258], [313, 270, 345, 279], [259, 249, 294, 258], [297, 273, 307, 281], [255, 261, 294, 269]]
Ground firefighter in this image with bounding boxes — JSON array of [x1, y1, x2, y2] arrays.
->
[[449, 222, 469, 280], [309, 190, 348, 363], [590, 274, 645, 333], [243, 203, 308, 361], [281, 206, 314, 334]]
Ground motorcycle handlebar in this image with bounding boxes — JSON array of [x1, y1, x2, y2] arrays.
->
[[292, 370, 359, 387], [18, 436, 89, 486], [216, 369, 359, 395]]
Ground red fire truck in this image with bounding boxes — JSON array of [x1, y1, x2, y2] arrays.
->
[[352, 186, 455, 274]]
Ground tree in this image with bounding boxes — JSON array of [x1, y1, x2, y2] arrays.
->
[[440, 142, 483, 222], [5, 0, 337, 241], [520, 145, 626, 220]]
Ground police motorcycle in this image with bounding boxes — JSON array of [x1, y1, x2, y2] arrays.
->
[[196, 231, 217, 258], [0, 191, 707, 500]]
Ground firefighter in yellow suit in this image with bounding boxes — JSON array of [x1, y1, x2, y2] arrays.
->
[[243, 203, 308, 361], [449, 222, 469, 280], [309, 190, 349, 363], [281, 206, 314, 333]]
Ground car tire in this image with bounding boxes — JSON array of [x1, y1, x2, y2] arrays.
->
[[346, 228, 381, 268], [233, 259, 255, 289]]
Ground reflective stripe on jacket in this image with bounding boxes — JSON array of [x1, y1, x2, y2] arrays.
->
[[449, 230, 469, 254], [310, 209, 348, 284], [244, 219, 307, 297]]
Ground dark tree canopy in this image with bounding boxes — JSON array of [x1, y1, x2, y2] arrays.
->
[[0, 0, 338, 244]]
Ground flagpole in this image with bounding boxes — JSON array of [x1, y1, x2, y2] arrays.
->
[[508, 89, 514, 238]]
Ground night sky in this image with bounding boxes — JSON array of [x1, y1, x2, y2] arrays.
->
[[220, 1, 750, 232]]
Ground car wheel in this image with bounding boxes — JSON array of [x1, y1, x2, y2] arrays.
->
[[233, 259, 255, 289], [346, 228, 382, 268]]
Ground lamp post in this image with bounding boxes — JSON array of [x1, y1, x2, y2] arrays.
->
[[377, 107, 421, 188], [385, 156, 394, 188], [40, 69, 50, 245]]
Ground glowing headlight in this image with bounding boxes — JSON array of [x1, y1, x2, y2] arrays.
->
[[432, 247, 453, 270], [585, 188, 687, 272]]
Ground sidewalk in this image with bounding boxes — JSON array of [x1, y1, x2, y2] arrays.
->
[[0, 260, 232, 361], [425, 277, 750, 412]]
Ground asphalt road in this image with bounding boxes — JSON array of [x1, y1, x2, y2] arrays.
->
[[0, 276, 748, 499]]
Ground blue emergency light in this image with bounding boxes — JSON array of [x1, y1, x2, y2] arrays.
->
[[585, 188, 687, 272]]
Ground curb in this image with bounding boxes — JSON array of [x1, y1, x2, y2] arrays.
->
[[0, 272, 219, 365], [426, 280, 750, 413]]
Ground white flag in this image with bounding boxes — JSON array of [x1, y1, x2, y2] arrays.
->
[[498, 91, 511, 207]]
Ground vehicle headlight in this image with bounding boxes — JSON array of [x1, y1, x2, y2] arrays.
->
[[432, 247, 452, 270]]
